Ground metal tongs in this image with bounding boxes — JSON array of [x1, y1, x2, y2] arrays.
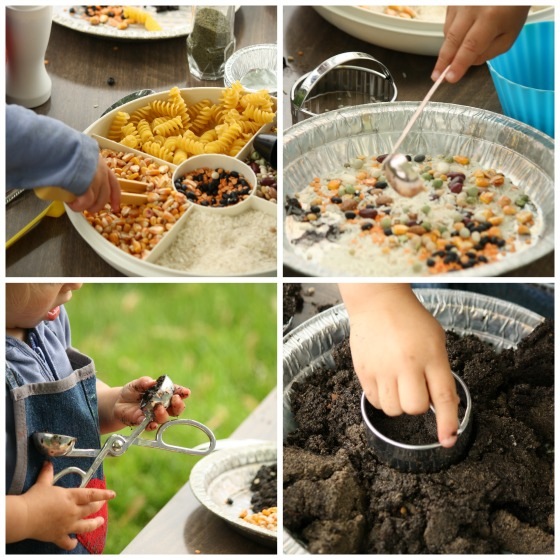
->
[[32, 375, 216, 487]]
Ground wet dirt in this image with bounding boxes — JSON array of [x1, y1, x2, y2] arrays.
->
[[250, 464, 277, 512], [283, 283, 304, 326], [284, 320, 554, 554]]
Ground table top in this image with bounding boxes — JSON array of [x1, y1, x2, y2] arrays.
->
[[6, 6, 277, 277], [122, 388, 277, 555], [282, 6, 553, 279]]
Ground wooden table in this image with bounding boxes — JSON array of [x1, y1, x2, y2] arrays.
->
[[282, 6, 554, 278], [6, 6, 277, 277], [122, 388, 276, 555]]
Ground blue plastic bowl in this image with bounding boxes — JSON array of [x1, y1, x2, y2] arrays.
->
[[487, 21, 554, 138]]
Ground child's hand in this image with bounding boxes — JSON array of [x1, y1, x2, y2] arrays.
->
[[67, 154, 121, 214], [432, 6, 530, 83], [9, 462, 116, 550], [340, 284, 460, 447], [115, 376, 191, 431]]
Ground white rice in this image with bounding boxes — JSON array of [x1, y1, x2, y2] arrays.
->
[[156, 209, 277, 275]]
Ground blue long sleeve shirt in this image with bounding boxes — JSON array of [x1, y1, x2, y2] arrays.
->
[[5, 306, 74, 489], [6, 104, 99, 195]]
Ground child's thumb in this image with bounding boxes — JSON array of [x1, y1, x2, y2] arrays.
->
[[35, 461, 54, 485]]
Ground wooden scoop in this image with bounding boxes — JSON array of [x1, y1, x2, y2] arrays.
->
[[35, 177, 149, 206]]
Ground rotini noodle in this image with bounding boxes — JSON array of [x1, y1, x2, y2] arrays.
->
[[105, 82, 276, 163], [123, 6, 161, 31], [153, 116, 183, 137], [108, 111, 130, 141]]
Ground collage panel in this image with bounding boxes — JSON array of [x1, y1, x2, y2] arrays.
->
[[6, 282, 277, 554], [283, 282, 554, 553], [283, 6, 553, 278], [6, 5, 278, 278]]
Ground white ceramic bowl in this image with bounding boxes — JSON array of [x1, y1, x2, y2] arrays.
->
[[314, 6, 555, 56], [172, 154, 257, 213], [65, 87, 277, 276]]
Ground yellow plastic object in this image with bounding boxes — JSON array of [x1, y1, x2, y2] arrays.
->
[[6, 200, 66, 249], [34, 186, 76, 203]]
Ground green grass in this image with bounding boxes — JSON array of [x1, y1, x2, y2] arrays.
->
[[65, 283, 277, 553]]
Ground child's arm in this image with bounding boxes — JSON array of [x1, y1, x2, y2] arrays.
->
[[6, 462, 115, 550], [339, 283, 459, 447], [96, 377, 190, 434]]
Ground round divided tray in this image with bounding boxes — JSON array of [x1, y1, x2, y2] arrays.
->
[[66, 87, 277, 276]]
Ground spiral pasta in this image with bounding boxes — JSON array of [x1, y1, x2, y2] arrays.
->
[[105, 82, 276, 163], [123, 6, 161, 31]]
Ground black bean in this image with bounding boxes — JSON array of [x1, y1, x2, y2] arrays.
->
[[414, 154, 426, 163], [426, 258, 436, 267], [345, 211, 356, 219], [361, 223, 374, 231], [310, 205, 321, 214], [331, 196, 342, 204], [376, 181, 388, 189], [107, 77, 115, 86]]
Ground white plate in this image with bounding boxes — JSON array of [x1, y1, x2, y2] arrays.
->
[[65, 87, 277, 277], [53, 6, 195, 40], [314, 6, 554, 56], [190, 441, 277, 547]]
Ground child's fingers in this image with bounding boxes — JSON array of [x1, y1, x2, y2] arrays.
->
[[73, 516, 105, 536], [78, 500, 109, 519], [168, 394, 186, 416], [73, 488, 116, 506], [397, 372, 430, 416], [54, 535, 79, 551], [426, 366, 460, 447], [358, 374, 380, 410], [377, 377, 402, 417], [35, 461, 54, 485]]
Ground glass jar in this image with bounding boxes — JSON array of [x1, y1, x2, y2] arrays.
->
[[187, 6, 236, 81]]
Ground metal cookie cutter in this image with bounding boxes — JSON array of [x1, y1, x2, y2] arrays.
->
[[361, 371, 473, 473], [290, 51, 398, 124], [33, 375, 216, 487]]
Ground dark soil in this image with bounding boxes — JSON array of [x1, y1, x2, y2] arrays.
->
[[250, 464, 277, 512], [284, 320, 554, 554], [283, 283, 303, 325]]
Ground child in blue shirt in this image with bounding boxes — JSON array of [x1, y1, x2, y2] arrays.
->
[[6, 283, 190, 553], [6, 104, 120, 213]]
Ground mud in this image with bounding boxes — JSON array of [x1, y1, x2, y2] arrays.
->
[[250, 464, 277, 512]]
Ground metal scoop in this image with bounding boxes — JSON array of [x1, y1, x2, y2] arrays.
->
[[33, 375, 216, 487], [383, 65, 450, 197]]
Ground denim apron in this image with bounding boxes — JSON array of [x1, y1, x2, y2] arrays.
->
[[6, 348, 107, 554]]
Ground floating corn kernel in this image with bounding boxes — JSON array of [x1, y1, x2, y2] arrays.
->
[[392, 224, 409, 235], [476, 177, 490, 188], [516, 210, 534, 224], [327, 179, 342, 190], [453, 155, 470, 165], [479, 191, 494, 203], [518, 224, 531, 235]]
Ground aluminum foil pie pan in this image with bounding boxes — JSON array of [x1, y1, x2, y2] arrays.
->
[[283, 102, 554, 277]]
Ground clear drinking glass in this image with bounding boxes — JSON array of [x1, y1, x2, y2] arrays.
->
[[187, 6, 236, 81]]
